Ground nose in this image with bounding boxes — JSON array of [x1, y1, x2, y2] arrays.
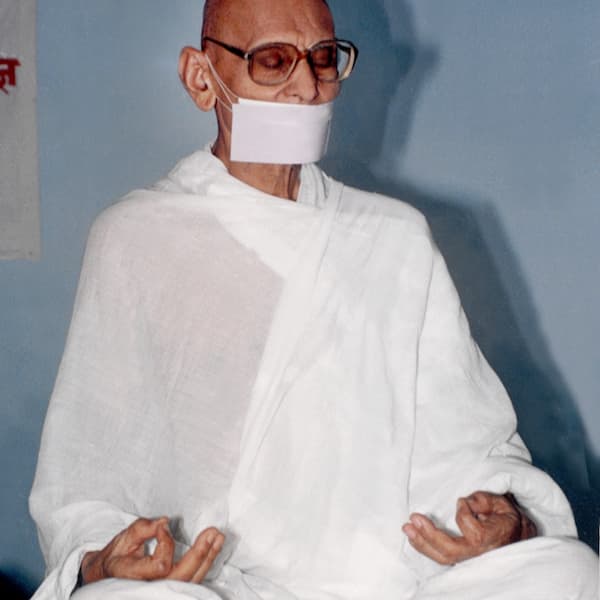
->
[[284, 56, 319, 103]]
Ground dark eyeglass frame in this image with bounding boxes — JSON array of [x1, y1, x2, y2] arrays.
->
[[202, 36, 358, 86]]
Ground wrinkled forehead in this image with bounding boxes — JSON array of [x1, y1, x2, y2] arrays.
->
[[202, 0, 335, 48]]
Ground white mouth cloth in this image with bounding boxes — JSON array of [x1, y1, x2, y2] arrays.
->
[[230, 98, 333, 164]]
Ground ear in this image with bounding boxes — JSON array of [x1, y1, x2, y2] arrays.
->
[[178, 46, 217, 111]]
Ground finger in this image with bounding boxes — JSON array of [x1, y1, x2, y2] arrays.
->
[[500, 494, 537, 539], [103, 518, 173, 580], [122, 517, 170, 553], [152, 522, 175, 570], [403, 522, 461, 565], [490, 493, 521, 516], [403, 514, 467, 565], [461, 496, 524, 550], [190, 531, 225, 583], [465, 491, 494, 516], [169, 527, 224, 582], [456, 498, 486, 544]]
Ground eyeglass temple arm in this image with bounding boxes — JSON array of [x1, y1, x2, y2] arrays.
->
[[202, 37, 250, 60]]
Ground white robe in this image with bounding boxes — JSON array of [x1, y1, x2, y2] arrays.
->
[[29, 150, 597, 600]]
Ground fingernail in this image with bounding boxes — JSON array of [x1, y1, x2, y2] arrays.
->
[[411, 516, 423, 529], [403, 525, 416, 540]]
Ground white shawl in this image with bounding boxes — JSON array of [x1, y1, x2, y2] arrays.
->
[[30, 150, 576, 600]]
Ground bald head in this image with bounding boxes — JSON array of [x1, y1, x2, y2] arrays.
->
[[201, 0, 228, 40], [201, 0, 333, 45]]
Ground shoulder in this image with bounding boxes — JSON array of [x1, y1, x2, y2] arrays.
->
[[88, 190, 166, 247], [84, 190, 213, 274], [331, 177, 433, 243], [77, 192, 165, 283], [316, 174, 441, 287], [342, 184, 428, 225], [90, 147, 223, 234], [89, 149, 224, 244]]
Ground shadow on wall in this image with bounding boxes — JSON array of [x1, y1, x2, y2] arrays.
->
[[325, 0, 599, 550]]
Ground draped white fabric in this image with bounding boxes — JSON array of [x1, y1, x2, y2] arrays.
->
[[30, 150, 592, 600]]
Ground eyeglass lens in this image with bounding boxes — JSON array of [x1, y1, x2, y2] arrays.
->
[[249, 41, 354, 85]]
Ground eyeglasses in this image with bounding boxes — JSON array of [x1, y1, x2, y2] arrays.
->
[[202, 37, 358, 86]]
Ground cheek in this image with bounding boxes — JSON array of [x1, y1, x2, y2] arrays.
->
[[319, 81, 341, 103]]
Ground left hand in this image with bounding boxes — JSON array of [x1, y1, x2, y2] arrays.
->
[[402, 491, 537, 565]]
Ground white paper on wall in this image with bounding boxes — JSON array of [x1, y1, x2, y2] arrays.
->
[[0, 0, 39, 260]]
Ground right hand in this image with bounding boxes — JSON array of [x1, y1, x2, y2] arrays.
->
[[81, 517, 225, 585]]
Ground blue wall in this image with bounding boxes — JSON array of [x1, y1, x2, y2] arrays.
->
[[1, 1, 598, 594]]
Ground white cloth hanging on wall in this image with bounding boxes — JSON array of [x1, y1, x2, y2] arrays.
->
[[0, 0, 39, 260]]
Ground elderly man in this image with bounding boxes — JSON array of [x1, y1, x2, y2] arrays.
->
[[30, 0, 597, 599]]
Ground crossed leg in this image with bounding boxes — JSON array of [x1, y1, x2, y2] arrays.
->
[[416, 536, 598, 600]]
